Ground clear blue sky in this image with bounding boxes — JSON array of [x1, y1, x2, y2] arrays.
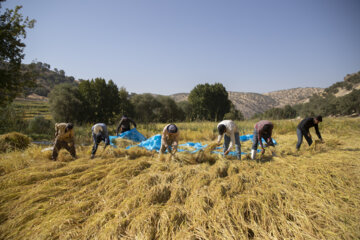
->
[[2, 0, 360, 95]]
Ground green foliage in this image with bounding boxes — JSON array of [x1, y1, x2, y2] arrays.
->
[[27, 116, 53, 135], [188, 83, 231, 121], [0, 104, 27, 134], [0, 132, 31, 152], [78, 78, 121, 124], [118, 87, 135, 117], [49, 83, 83, 123], [224, 103, 244, 121], [253, 105, 297, 120], [0, 5, 36, 106]]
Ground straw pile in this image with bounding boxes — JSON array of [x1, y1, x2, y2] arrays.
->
[[0, 118, 359, 239]]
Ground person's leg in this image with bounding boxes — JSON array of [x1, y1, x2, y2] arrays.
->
[[223, 135, 230, 154], [52, 139, 62, 160], [251, 129, 258, 159], [235, 132, 241, 160], [304, 134, 313, 146], [296, 128, 303, 150], [64, 142, 76, 158], [252, 129, 259, 150]]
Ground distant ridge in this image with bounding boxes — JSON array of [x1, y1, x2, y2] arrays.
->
[[168, 87, 324, 119]]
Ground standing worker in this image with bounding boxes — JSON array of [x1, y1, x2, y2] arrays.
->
[[296, 115, 324, 150], [52, 123, 76, 161], [116, 115, 137, 135], [251, 120, 274, 159], [217, 120, 241, 160], [160, 124, 180, 154], [91, 123, 110, 159]]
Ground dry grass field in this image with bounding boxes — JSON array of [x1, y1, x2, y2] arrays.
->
[[0, 118, 359, 239]]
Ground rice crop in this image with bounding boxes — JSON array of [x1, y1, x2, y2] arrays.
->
[[0, 118, 359, 239]]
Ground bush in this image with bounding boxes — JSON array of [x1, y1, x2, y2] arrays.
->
[[0, 132, 31, 152], [27, 116, 52, 135]]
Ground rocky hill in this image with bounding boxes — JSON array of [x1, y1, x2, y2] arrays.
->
[[169, 87, 324, 119]]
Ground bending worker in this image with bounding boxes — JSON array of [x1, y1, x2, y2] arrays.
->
[[160, 124, 180, 154], [116, 115, 137, 135], [91, 123, 110, 159], [217, 120, 241, 160], [52, 122, 76, 161], [251, 120, 274, 159], [296, 115, 324, 150]]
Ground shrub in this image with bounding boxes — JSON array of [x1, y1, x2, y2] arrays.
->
[[0, 132, 31, 152]]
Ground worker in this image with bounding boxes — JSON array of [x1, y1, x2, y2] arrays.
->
[[52, 122, 76, 161], [217, 120, 241, 160], [296, 115, 324, 150], [116, 115, 137, 135], [91, 123, 110, 159], [251, 120, 274, 159], [160, 124, 180, 154]]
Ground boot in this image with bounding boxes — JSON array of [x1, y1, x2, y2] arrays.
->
[[251, 149, 256, 160]]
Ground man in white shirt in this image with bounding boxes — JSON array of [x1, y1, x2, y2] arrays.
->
[[217, 120, 241, 160]]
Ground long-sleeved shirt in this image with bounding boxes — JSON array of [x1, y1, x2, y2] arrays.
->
[[161, 124, 180, 147], [297, 117, 322, 139], [116, 117, 136, 135], [217, 120, 239, 152], [92, 123, 110, 146], [55, 123, 75, 143], [255, 120, 273, 149]]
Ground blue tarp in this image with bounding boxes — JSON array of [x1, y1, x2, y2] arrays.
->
[[124, 133, 277, 155], [109, 128, 146, 146]]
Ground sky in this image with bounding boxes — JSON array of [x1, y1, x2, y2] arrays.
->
[[2, 0, 360, 95]]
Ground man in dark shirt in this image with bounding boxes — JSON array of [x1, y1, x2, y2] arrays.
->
[[296, 116, 324, 150], [116, 115, 137, 135]]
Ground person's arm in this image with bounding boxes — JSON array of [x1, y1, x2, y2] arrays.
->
[[130, 118, 137, 128], [315, 124, 322, 140], [258, 129, 264, 149], [162, 128, 169, 148], [225, 133, 235, 155], [116, 119, 123, 135], [217, 134, 223, 145]]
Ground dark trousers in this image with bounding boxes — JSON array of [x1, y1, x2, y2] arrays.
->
[[296, 128, 312, 150], [224, 132, 241, 160], [52, 139, 76, 160]]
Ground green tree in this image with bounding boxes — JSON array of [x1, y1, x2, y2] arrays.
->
[[131, 94, 162, 123], [78, 78, 121, 123], [118, 87, 134, 117], [188, 83, 231, 121], [0, 4, 36, 106], [156, 96, 185, 122], [224, 103, 244, 121], [49, 84, 83, 123]]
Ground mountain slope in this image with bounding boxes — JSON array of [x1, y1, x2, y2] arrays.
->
[[169, 87, 324, 119]]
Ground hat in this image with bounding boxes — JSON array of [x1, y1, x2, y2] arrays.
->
[[167, 124, 178, 133]]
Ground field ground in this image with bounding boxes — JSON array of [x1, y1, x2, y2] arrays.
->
[[0, 118, 359, 239]]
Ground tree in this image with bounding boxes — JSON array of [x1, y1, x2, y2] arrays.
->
[[118, 87, 134, 116], [0, 4, 36, 106], [78, 78, 121, 123], [130, 94, 162, 123], [49, 84, 83, 123], [224, 103, 244, 121], [188, 83, 231, 121]]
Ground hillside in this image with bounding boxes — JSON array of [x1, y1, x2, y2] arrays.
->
[[324, 71, 360, 97], [0, 119, 359, 239], [169, 88, 324, 119]]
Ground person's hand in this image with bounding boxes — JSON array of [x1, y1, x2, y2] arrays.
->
[[261, 148, 265, 155], [224, 150, 230, 155], [308, 133, 312, 139], [320, 139, 325, 143]]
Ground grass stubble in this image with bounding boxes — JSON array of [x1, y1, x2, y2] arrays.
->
[[0, 118, 359, 239]]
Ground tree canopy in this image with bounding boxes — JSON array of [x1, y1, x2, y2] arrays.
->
[[0, 4, 36, 106]]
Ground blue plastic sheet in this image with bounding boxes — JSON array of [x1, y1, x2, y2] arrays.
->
[[109, 128, 146, 146], [113, 130, 277, 155]]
